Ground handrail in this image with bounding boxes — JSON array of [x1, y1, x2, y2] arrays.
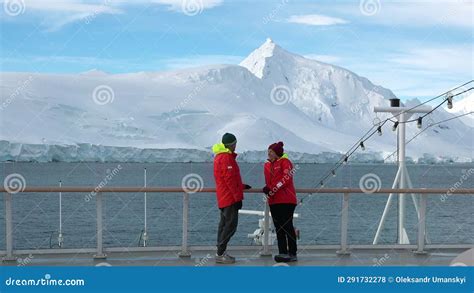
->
[[1, 187, 473, 194], [2, 187, 473, 262]]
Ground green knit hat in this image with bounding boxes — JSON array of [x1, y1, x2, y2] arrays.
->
[[222, 133, 237, 146]]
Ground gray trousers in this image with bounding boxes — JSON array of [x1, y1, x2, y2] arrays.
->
[[216, 203, 239, 255]]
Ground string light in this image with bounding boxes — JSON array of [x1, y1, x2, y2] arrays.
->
[[447, 93, 453, 109], [315, 81, 473, 189], [392, 121, 399, 131], [417, 117, 423, 129], [377, 125, 382, 136]]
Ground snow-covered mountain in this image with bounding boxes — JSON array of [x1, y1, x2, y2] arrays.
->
[[0, 39, 472, 163]]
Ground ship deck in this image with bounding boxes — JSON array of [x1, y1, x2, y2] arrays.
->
[[2, 247, 471, 267]]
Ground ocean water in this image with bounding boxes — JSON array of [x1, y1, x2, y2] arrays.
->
[[0, 162, 473, 250]]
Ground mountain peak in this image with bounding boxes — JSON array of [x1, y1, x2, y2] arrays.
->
[[262, 37, 276, 49], [240, 38, 293, 78]]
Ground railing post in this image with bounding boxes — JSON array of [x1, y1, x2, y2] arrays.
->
[[94, 192, 106, 259], [3, 192, 16, 262], [179, 192, 191, 257], [260, 198, 272, 256], [414, 194, 428, 255], [337, 191, 350, 255]]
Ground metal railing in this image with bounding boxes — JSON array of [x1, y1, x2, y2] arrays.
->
[[1, 187, 473, 261]]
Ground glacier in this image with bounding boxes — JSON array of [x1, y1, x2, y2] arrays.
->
[[0, 39, 472, 163]]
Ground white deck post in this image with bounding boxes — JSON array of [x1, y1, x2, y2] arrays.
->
[[94, 192, 106, 259], [3, 192, 16, 262], [58, 180, 63, 248], [414, 194, 428, 254], [261, 198, 271, 256], [179, 192, 191, 257], [143, 168, 148, 247], [337, 191, 350, 255]]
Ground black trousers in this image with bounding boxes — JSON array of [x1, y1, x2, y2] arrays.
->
[[270, 203, 297, 256], [216, 202, 239, 255]]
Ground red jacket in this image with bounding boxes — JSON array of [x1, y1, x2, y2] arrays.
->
[[264, 154, 297, 205], [213, 143, 244, 208]]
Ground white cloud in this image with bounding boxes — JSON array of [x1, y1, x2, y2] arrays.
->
[[338, 44, 473, 98], [161, 54, 243, 69], [1, 0, 223, 31], [1, 0, 123, 31], [343, 1, 473, 28], [1, 53, 244, 72], [152, 0, 223, 14], [388, 46, 472, 75], [286, 14, 348, 26]]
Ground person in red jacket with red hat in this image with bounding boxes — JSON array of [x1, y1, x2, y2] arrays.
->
[[212, 132, 251, 264], [262, 141, 298, 262]]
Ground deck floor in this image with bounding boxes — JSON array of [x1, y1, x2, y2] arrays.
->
[[2, 248, 469, 266]]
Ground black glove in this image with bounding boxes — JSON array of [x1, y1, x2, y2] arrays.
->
[[262, 186, 271, 195], [235, 201, 243, 210], [243, 184, 252, 190]]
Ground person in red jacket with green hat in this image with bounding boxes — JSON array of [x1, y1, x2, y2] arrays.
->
[[262, 141, 298, 262], [212, 132, 251, 264]]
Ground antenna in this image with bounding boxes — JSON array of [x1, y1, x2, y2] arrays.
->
[[373, 99, 432, 244]]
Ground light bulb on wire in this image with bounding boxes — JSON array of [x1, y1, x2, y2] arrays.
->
[[392, 121, 399, 131], [377, 126, 382, 136], [447, 94, 453, 109], [417, 117, 423, 129]]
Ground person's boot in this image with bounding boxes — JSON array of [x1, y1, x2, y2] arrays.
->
[[274, 254, 290, 262], [215, 252, 236, 264], [287, 254, 298, 262]]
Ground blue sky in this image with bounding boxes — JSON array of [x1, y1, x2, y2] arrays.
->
[[0, 0, 472, 100]]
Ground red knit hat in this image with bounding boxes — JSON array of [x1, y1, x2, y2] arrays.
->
[[268, 141, 284, 157]]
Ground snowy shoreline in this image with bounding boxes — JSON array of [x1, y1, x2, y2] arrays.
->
[[1, 141, 471, 164]]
